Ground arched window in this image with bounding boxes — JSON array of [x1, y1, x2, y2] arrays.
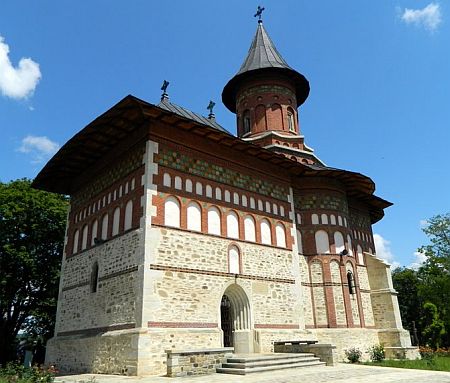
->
[[207, 207, 221, 235], [124, 200, 133, 231], [242, 109, 251, 135], [91, 262, 99, 293], [347, 271, 356, 295], [338, 216, 343, 226], [257, 200, 263, 211], [347, 234, 354, 256], [296, 229, 303, 254], [244, 216, 256, 242], [233, 192, 239, 205], [112, 207, 120, 236], [226, 211, 239, 239], [265, 201, 271, 213], [215, 187, 222, 200], [91, 220, 98, 246], [287, 108, 296, 133], [228, 245, 240, 274], [344, 217, 348, 227], [260, 219, 272, 245], [224, 190, 231, 202], [195, 182, 203, 195], [250, 197, 256, 209], [275, 223, 286, 247], [81, 225, 88, 250], [242, 195, 248, 207], [334, 231, 345, 254], [311, 214, 319, 224], [187, 202, 201, 231], [206, 185, 213, 198], [330, 215, 336, 225], [163, 173, 171, 187], [357, 245, 364, 265], [315, 230, 330, 254], [321, 214, 328, 225], [174, 176, 182, 190], [164, 197, 181, 228], [73, 229, 79, 254], [185, 179, 193, 193], [280, 206, 285, 216], [101, 214, 108, 240], [272, 204, 278, 215]]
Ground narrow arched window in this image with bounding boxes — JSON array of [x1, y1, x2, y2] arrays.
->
[[91, 262, 99, 293], [101, 214, 108, 240], [163, 173, 171, 187], [206, 185, 213, 198], [242, 195, 248, 207], [243, 110, 251, 135], [311, 214, 319, 225], [226, 211, 239, 239], [215, 187, 222, 200], [250, 197, 256, 209], [207, 207, 221, 235], [338, 216, 343, 226], [195, 182, 203, 195], [347, 234, 354, 256], [357, 245, 364, 265], [315, 230, 330, 254], [347, 271, 356, 295], [164, 197, 181, 228], [91, 220, 98, 246], [265, 201, 271, 213], [174, 176, 182, 190], [244, 215, 256, 242], [334, 231, 345, 254], [233, 192, 239, 205], [273, 204, 278, 215], [330, 215, 336, 225], [81, 225, 88, 250], [187, 202, 201, 231], [73, 229, 79, 254], [228, 245, 240, 274], [275, 223, 286, 247], [185, 179, 193, 193], [287, 108, 295, 133], [321, 214, 328, 225], [112, 207, 120, 236], [260, 219, 272, 245], [224, 190, 231, 202], [124, 200, 133, 231]]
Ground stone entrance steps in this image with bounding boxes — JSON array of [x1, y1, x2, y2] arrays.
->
[[216, 353, 326, 375]]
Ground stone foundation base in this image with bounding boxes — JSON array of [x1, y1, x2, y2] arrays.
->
[[385, 346, 420, 360]]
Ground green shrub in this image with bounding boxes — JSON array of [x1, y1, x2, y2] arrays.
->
[[345, 347, 362, 363], [0, 363, 56, 383], [368, 344, 385, 362]]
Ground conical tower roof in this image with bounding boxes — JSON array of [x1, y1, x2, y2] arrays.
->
[[222, 21, 310, 113]]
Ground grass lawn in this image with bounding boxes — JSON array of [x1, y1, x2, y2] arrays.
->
[[363, 356, 450, 372]]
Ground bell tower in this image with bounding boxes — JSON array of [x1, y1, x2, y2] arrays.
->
[[222, 15, 324, 166]]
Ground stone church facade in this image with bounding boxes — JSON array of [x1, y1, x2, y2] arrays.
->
[[34, 20, 417, 376]]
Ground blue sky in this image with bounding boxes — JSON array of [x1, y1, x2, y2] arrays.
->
[[1, 1, 448, 268]]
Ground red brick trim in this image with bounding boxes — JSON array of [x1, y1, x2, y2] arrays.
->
[[254, 324, 299, 329], [148, 321, 217, 328], [57, 323, 135, 337], [149, 264, 295, 284]]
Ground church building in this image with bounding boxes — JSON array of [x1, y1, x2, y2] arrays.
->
[[34, 16, 417, 376]]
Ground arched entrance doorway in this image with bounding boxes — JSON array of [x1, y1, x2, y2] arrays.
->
[[220, 284, 253, 353]]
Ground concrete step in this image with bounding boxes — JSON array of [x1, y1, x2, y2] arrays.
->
[[217, 353, 326, 375], [222, 356, 321, 369], [217, 360, 326, 375]]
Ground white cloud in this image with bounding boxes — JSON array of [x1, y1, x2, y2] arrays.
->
[[409, 251, 427, 270], [373, 233, 400, 269], [400, 3, 442, 32], [18, 135, 59, 164], [0, 36, 41, 99]]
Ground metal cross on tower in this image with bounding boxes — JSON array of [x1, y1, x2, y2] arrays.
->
[[254, 5, 265, 22], [207, 100, 216, 119]]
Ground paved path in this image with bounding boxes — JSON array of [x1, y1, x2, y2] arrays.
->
[[55, 363, 450, 383]]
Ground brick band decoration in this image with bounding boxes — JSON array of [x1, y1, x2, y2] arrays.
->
[[148, 322, 217, 328]]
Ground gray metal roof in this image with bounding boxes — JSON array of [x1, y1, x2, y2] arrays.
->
[[238, 21, 292, 74], [157, 97, 230, 134]]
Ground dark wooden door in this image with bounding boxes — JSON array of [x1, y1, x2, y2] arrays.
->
[[221, 295, 233, 347]]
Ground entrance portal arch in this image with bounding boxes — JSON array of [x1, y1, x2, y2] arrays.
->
[[220, 283, 253, 353]]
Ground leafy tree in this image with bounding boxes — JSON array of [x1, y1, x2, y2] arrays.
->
[[420, 213, 450, 272], [0, 179, 68, 366], [421, 302, 446, 349]]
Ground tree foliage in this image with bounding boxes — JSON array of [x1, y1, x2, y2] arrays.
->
[[392, 212, 450, 348], [0, 179, 68, 365]]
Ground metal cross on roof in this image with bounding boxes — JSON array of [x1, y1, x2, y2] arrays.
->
[[207, 100, 216, 119], [160, 80, 170, 101], [254, 5, 265, 22]]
